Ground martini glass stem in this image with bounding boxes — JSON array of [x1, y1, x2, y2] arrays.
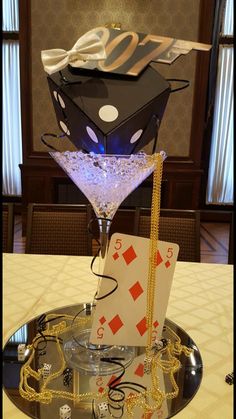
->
[[97, 218, 112, 294]]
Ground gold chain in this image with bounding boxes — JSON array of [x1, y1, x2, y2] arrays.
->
[[125, 325, 193, 417], [19, 308, 193, 416], [145, 153, 163, 360], [19, 313, 108, 404]]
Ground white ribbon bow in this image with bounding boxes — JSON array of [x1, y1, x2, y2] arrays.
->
[[41, 31, 107, 75]]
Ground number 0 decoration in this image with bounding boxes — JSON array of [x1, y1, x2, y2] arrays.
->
[[42, 26, 211, 77], [76, 26, 211, 76]]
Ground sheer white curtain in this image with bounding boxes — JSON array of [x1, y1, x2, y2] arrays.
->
[[2, 0, 22, 196], [206, 0, 234, 204], [2, 0, 19, 30], [8, 324, 28, 343]]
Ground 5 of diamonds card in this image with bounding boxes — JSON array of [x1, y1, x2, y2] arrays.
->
[[89, 233, 179, 347]]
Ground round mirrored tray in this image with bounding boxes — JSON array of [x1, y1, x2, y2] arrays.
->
[[3, 303, 203, 418]]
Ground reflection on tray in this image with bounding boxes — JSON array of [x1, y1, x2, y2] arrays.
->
[[2, 303, 203, 419]]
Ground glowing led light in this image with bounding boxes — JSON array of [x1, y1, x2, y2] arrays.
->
[[50, 151, 156, 220]]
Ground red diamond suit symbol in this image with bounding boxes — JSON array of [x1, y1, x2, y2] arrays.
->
[[122, 245, 137, 265]]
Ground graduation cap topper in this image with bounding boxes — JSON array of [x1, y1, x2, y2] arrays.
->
[[42, 27, 211, 154]]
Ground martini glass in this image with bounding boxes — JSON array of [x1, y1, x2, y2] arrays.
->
[[50, 150, 161, 375]]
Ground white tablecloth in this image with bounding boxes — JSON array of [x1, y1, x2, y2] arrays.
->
[[3, 254, 233, 418]]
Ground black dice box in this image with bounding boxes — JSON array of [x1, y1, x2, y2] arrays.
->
[[47, 65, 170, 154]]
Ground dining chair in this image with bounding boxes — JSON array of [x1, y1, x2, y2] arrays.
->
[[2, 203, 14, 253], [25, 204, 93, 256], [134, 208, 201, 262]]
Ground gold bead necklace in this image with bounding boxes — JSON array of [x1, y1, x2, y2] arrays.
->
[[145, 153, 163, 365]]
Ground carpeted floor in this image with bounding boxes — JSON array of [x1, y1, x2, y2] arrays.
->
[[200, 222, 230, 264]]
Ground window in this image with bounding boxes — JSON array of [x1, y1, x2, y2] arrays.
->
[[206, 0, 234, 204], [8, 324, 28, 343], [2, 0, 23, 196]]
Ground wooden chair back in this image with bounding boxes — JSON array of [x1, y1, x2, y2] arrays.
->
[[134, 208, 201, 262], [25, 204, 93, 256]]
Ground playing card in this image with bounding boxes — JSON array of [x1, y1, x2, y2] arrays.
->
[[89, 233, 179, 346]]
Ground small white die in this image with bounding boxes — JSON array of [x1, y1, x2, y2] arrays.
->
[[17, 344, 26, 362], [42, 363, 52, 379], [97, 402, 109, 418], [59, 404, 71, 419]]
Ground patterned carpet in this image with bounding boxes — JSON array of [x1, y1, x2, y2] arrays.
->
[[200, 222, 230, 264]]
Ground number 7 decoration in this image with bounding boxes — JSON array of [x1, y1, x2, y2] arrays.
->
[[78, 27, 211, 76]]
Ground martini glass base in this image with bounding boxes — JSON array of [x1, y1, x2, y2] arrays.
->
[[64, 329, 136, 376]]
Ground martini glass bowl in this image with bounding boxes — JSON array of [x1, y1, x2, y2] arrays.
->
[[50, 150, 159, 375]]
